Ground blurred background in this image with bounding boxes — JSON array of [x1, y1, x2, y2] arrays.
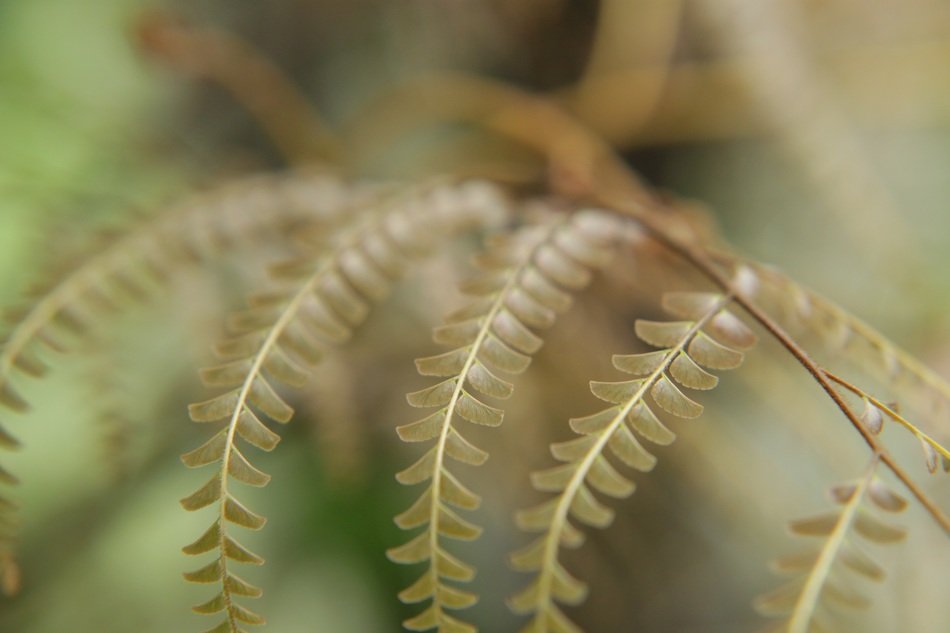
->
[[0, 0, 948, 632]]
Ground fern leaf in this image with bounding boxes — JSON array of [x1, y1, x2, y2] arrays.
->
[[389, 209, 622, 632], [755, 455, 908, 633], [509, 290, 755, 633], [181, 179, 510, 632]]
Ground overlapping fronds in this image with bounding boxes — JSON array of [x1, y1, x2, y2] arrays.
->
[[756, 455, 908, 633], [509, 289, 757, 633], [0, 171, 352, 594], [181, 179, 511, 633], [732, 261, 950, 437], [388, 209, 621, 633]]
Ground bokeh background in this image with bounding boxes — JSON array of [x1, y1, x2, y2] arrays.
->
[[0, 1, 949, 632]]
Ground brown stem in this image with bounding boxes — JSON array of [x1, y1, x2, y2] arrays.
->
[[607, 209, 950, 534]]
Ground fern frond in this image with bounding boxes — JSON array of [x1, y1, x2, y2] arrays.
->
[[756, 455, 908, 633], [0, 171, 349, 592], [181, 179, 510, 633], [509, 289, 756, 633], [388, 209, 621, 632], [734, 261, 950, 438]]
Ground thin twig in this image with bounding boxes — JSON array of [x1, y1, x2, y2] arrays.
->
[[824, 370, 950, 463]]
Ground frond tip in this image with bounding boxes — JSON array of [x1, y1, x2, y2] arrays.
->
[[509, 289, 756, 633], [755, 455, 908, 633], [389, 209, 622, 633]]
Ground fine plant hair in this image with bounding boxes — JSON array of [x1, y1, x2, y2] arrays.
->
[[1, 5, 949, 633]]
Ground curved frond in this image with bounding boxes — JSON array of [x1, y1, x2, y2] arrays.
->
[[0, 171, 351, 592], [755, 455, 908, 633], [509, 289, 756, 633], [181, 179, 511, 633], [388, 209, 622, 632]]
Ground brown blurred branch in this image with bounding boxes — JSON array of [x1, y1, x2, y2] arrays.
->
[[135, 10, 340, 165]]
